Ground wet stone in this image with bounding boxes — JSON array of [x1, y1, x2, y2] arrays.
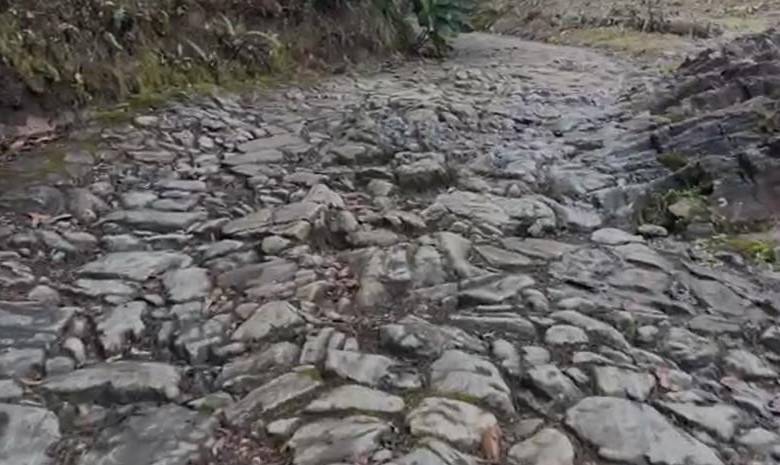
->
[[544, 325, 589, 346], [592, 365, 656, 401], [430, 349, 515, 414], [219, 342, 300, 391], [162, 267, 211, 302], [232, 301, 303, 341], [661, 327, 719, 370], [724, 349, 777, 379], [0, 379, 23, 401], [525, 364, 583, 405], [566, 397, 722, 465], [657, 401, 742, 441], [591, 228, 644, 245], [0, 403, 61, 465], [305, 384, 405, 414], [79, 404, 217, 465], [102, 209, 207, 232], [508, 428, 574, 465], [96, 300, 146, 355], [551, 310, 629, 350], [287, 415, 392, 465], [225, 370, 322, 426], [407, 397, 498, 449], [391, 437, 480, 465], [379, 315, 487, 358], [325, 349, 421, 389], [41, 361, 181, 403], [79, 251, 191, 281]]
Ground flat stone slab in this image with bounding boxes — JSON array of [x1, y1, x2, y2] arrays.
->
[[0, 300, 74, 352], [324, 349, 421, 389], [592, 365, 656, 401], [0, 403, 61, 465], [225, 370, 322, 426], [287, 415, 392, 465], [102, 209, 207, 232], [305, 385, 405, 414], [232, 301, 303, 341], [508, 428, 574, 465], [379, 315, 487, 358], [79, 404, 217, 465], [162, 267, 211, 303], [392, 437, 480, 465], [41, 361, 181, 403], [407, 397, 498, 449], [566, 397, 722, 465], [430, 349, 515, 414], [79, 251, 191, 281]]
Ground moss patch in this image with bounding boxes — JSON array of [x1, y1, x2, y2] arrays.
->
[[711, 235, 777, 264], [657, 152, 688, 171]]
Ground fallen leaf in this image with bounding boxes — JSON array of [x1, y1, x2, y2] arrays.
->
[[481, 423, 502, 463], [28, 212, 52, 228]]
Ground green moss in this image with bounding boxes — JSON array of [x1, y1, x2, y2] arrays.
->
[[639, 187, 710, 231], [657, 152, 688, 171], [297, 367, 323, 382], [719, 237, 777, 263]]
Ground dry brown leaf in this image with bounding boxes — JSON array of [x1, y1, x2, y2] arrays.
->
[[28, 212, 52, 228], [481, 423, 502, 463]]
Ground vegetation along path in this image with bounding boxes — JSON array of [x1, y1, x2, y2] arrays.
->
[[2, 27, 780, 465]]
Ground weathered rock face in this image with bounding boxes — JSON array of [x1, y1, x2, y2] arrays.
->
[[566, 397, 722, 465], [0, 403, 61, 465], [0, 29, 778, 465], [79, 405, 217, 465]]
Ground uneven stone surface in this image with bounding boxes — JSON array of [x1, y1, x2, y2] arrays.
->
[[0, 403, 61, 465], [0, 30, 778, 465], [566, 397, 722, 465], [287, 415, 392, 465], [407, 397, 498, 449], [79, 405, 217, 465]]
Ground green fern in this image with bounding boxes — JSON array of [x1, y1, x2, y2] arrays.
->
[[413, 0, 474, 55]]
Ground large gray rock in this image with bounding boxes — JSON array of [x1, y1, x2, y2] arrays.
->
[[222, 202, 324, 238], [79, 252, 191, 281], [305, 385, 405, 414], [407, 397, 498, 449], [219, 342, 300, 391], [550, 310, 630, 350], [430, 349, 515, 414], [592, 365, 656, 401], [661, 327, 719, 369], [102, 209, 207, 232], [391, 437, 480, 465], [325, 350, 421, 389], [96, 301, 147, 355], [286, 415, 392, 465], [0, 403, 61, 465], [723, 349, 777, 379], [508, 428, 574, 465], [435, 191, 557, 235], [162, 267, 211, 302], [657, 401, 742, 441], [232, 301, 303, 341], [225, 370, 323, 426], [79, 404, 217, 465], [526, 364, 582, 405], [566, 397, 722, 465], [41, 361, 181, 403], [379, 316, 486, 358]]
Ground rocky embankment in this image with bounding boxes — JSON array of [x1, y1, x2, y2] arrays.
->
[[1, 32, 780, 465]]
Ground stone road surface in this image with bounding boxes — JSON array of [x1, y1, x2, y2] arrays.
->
[[1, 33, 779, 465]]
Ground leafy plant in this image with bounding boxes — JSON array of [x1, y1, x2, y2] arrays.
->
[[412, 0, 474, 55]]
